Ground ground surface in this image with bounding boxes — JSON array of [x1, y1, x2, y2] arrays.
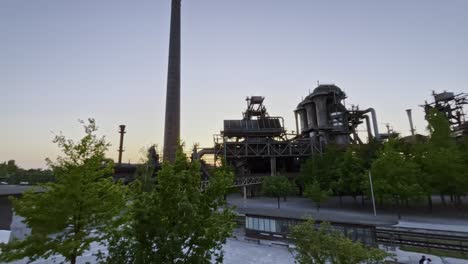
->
[[3, 236, 468, 264], [3, 193, 468, 263], [227, 194, 468, 233]]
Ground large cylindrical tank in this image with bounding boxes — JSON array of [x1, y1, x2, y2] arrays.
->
[[314, 97, 329, 129], [297, 108, 308, 133], [304, 101, 317, 130]]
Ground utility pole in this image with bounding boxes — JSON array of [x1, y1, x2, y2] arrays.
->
[[368, 171, 377, 216]]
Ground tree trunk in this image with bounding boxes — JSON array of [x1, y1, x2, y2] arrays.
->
[[339, 195, 342, 206], [427, 195, 433, 213], [440, 193, 446, 205], [317, 204, 320, 212], [277, 197, 280, 209], [283, 196, 287, 202], [71, 255, 76, 264]]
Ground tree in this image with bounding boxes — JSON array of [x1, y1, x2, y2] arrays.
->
[[299, 145, 344, 197], [336, 148, 365, 203], [0, 160, 19, 182], [369, 139, 423, 218], [0, 119, 127, 264], [289, 219, 334, 264], [419, 109, 465, 205], [100, 146, 236, 264], [290, 219, 388, 264], [304, 181, 330, 212], [262, 175, 293, 209]]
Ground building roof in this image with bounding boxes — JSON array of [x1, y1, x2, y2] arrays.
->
[[0, 185, 42, 196]]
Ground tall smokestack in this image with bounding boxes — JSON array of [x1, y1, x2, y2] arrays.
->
[[118, 125, 126, 164], [163, 0, 181, 163], [406, 109, 416, 136]]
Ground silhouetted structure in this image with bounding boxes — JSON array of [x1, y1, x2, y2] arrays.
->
[[422, 91, 468, 138], [114, 145, 161, 184], [163, 0, 182, 163], [118, 125, 126, 164], [194, 97, 320, 178], [295, 84, 385, 145]]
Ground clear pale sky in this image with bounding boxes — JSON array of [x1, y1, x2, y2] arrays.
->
[[1, 0, 467, 169]]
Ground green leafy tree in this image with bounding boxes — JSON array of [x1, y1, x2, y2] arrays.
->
[[330, 231, 388, 264], [7, 168, 55, 185], [410, 142, 434, 210], [299, 145, 344, 196], [0, 119, 127, 264], [290, 219, 388, 264], [262, 175, 293, 209], [355, 139, 383, 170], [290, 219, 334, 264], [336, 148, 365, 202], [0, 160, 19, 182], [369, 139, 423, 218], [419, 109, 465, 205], [101, 146, 236, 264], [304, 181, 330, 212], [458, 138, 468, 192]]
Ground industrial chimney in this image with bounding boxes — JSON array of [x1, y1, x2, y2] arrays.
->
[[406, 109, 416, 137], [163, 0, 181, 163], [118, 125, 126, 164]]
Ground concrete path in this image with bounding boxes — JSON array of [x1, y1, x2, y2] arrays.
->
[[227, 194, 468, 232]]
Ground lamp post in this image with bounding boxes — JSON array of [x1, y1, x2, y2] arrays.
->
[[368, 170, 377, 216]]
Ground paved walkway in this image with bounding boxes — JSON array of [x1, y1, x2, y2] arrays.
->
[[227, 194, 468, 232]]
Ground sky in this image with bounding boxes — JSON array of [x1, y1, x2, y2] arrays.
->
[[1, 0, 467, 169]]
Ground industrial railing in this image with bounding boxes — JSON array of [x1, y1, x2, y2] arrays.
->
[[376, 226, 468, 253]]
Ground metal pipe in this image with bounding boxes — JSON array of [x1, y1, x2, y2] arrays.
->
[[406, 109, 416, 136], [194, 148, 215, 160], [364, 115, 373, 141], [118, 125, 126, 164], [362, 108, 380, 140], [294, 111, 299, 135]]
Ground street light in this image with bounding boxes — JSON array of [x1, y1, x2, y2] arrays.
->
[[368, 171, 377, 216]]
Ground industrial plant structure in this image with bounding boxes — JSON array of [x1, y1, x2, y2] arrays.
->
[[294, 84, 384, 145], [117, 0, 467, 186], [422, 91, 468, 138], [193, 84, 386, 179], [212, 96, 319, 177]]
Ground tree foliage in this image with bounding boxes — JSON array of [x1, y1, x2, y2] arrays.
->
[[0, 160, 54, 184], [100, 146, 236, 264], [418, 109, 465, 201], [368, 139, 423, 217], [299, 146, 342, 192], [290, 219, 388, 264], [262, 175, 293, 208], [0, 119, 127, 264], [335, 148, 365, 200], [304, 181, 330, 212]]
